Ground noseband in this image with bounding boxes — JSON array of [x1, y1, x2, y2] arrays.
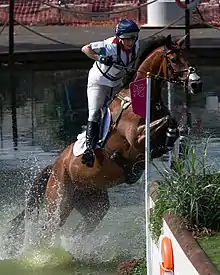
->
[[163, 47, 197, 86]]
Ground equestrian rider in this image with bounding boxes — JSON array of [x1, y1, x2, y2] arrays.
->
[[81, 19, 140, 167]]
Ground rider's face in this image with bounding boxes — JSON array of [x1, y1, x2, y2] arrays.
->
[[120, 37, 136, 50]]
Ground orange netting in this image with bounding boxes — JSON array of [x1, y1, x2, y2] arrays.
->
[[193, 0, 220, 26], [0, 0, 147, 26], [0, 0, 218, 27]]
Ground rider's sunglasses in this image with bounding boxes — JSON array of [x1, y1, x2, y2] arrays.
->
[[120, 36, 138, 41]]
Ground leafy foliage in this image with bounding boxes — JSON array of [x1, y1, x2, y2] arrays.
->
[[131, 261, 147, 275], [150, 137, 220, 241]]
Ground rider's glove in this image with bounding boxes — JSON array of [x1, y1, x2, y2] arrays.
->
[[97, 55, 113, 66]]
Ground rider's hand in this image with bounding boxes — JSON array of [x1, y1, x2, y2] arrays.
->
[[97, 55, 113, 66]]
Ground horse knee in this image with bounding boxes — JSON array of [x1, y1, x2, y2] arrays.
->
[[84, 209, 108, 233], [58, 199, 75, 227], [91, 194, 110, 221]]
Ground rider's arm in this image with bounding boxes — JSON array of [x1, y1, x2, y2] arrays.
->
[[81, 40, 111, 61], [81, 44, 99, 61]]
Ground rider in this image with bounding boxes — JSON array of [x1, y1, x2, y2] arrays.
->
[[81, 19, 140, 167]]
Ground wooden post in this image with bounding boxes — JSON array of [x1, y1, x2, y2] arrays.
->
[[0, 95, 3, 146], [137, 0, 141, 22], [9, 0, 18, 149], [178, 0, 192, 159], [185, 0, 190, 48], [30, 72, 34, 145], [185, 0, 192, 129]]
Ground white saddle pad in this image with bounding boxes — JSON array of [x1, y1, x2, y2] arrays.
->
[[73, 108, 111, 157]]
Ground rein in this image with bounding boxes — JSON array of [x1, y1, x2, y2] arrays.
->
[[113, 94, 131, 128], [114, 46, 195, 88]]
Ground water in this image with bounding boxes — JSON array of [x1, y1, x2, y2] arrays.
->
[[0, 68, 146, 275], [0, 65, 220, 274]]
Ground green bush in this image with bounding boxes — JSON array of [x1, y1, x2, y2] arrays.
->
[[150, 136, 220, 241], [132, 262, 147, 275]]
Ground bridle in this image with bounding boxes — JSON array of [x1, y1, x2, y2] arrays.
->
[[162, 46, 197, 87]]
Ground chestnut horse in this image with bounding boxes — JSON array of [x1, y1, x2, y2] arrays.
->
[[9, 34, 202, 239]]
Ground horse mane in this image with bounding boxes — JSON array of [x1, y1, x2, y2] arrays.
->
[[136, 35, 168, 67], [122, 35, 168, 88]]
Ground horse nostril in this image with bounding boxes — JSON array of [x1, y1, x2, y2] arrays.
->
[[190, 81, 203, 93], [191, 82, 198, 90]]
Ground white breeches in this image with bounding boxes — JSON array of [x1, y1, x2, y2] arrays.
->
[[87, 82, 121, 122]]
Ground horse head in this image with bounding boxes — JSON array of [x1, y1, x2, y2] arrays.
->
[[135, 34, 203, 95]]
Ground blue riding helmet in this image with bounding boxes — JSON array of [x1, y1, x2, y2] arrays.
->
[[115, 19, 140, 39]]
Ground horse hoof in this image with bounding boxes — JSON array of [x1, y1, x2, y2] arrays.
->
[[150, 146, 169, 159], [125, 175, 138, 185]]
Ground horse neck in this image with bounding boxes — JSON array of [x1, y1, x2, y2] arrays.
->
[[136, 48, 166, 101]]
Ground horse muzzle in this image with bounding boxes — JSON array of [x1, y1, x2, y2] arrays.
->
[[188, 68, 203, 94]]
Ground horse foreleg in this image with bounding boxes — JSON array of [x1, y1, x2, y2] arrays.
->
[[7, 165, 52, 240], [73, 188, 110, 237], [26, 164, 53, 220], [45, 169, 74, 244], [110, 152, 144, 184]]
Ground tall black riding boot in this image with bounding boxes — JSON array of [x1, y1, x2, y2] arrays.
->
[[81, 121, 99, 167]]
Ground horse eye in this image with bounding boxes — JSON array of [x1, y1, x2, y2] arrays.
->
[[170, 57, 178, 64]]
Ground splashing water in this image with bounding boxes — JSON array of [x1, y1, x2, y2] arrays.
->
[[0, 144, 146, 274]]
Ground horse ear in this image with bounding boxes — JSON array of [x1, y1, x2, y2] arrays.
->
[[165, 34, 173, 49], [166, 34, 172, 45], [177, 34, 188, 47]]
